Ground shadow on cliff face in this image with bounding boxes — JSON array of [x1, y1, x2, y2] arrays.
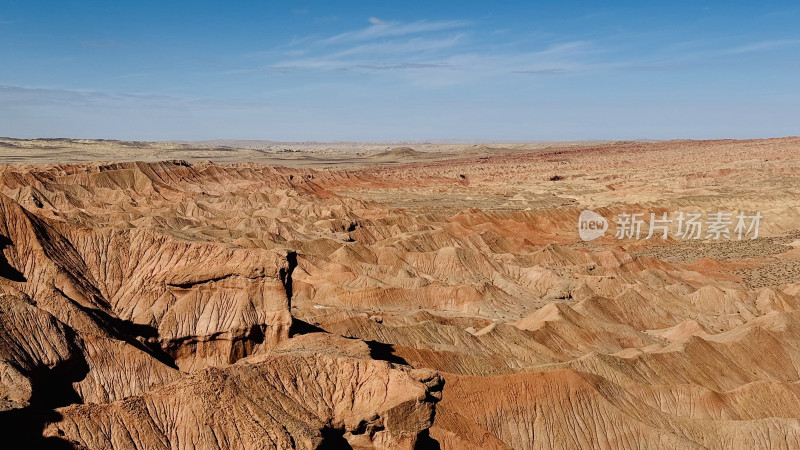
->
[[415, 430, 442, 449], [0, 234, 26, 282], [0, 408, 74, 449], [287, 321, 409, 365], [365, 340, 409, 365], [54, 286, 179, 371], [280, 250, 298, 308], [319, 427, 353, 449], [0, 327, 90, 448], [289, 318, 328, 335], [0, 234, 87, 447], [316, 421, 442, 449]]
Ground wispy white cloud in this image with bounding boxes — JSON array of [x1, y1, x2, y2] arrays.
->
[[512, 68, 566, 75], [605, 36, 800, 74], [726, 39, 800, 54], [244, 16, 595, 84], [322, 18, 469, 44], [0, 84, 291, 140], [351, 62, 453, 71], [329, 33, 466, 57], [241, 17, 799, 86], [0, 84, 265, 110], [0, 84, 184, 108]]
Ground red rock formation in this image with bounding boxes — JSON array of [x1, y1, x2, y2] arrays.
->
[[2, 138, 800, 448]]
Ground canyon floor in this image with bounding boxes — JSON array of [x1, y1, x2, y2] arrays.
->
[[2, 137, 800, 449]]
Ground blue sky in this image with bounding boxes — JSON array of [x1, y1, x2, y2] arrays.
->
[[1, 1, 799, 141]]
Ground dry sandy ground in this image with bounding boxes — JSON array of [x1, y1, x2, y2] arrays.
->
[[1, 137, 800, 448], [0, 136, 607, 166]]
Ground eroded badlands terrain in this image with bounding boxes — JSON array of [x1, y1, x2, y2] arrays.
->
[[2, 137, 800, 448]]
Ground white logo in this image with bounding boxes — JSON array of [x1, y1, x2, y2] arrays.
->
[[578, 210, 608, 241]]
